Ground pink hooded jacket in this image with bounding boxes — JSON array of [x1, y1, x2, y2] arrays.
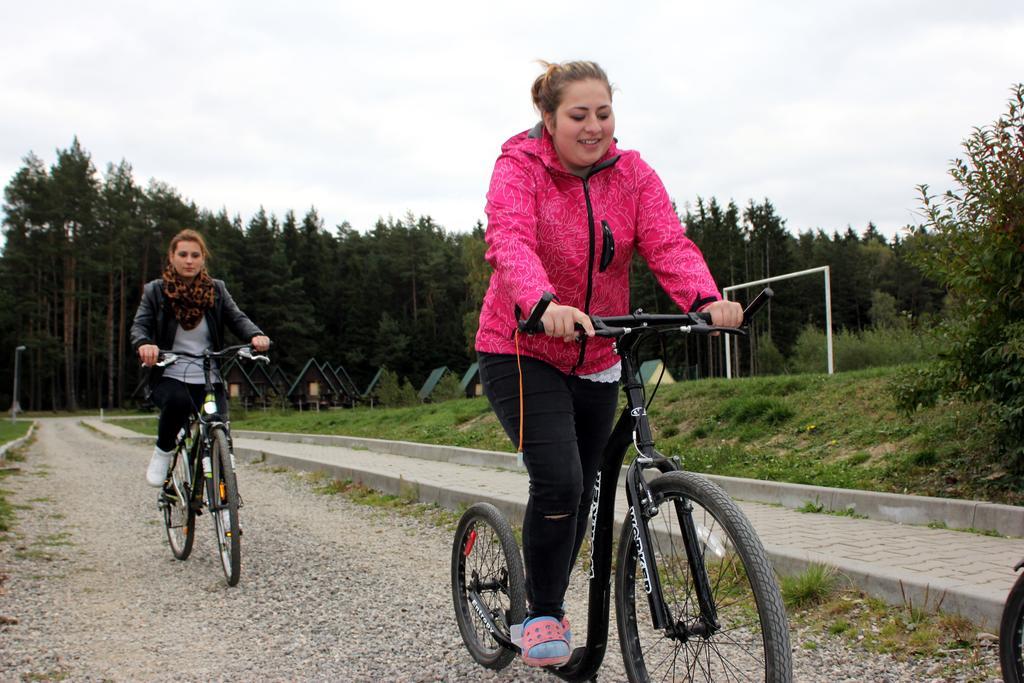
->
[[475, 124, 722, 375]]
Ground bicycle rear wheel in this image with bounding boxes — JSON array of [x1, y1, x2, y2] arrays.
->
[[161, 444, 195, 560], [1000, 570, 1024, 682], [615, 471, 791, 682], [451, 502, 526, 670], [209, 427, 241, 586]]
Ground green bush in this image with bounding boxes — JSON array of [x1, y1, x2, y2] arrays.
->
[[755, 335, 787, 375], [788, 325, 938, 374], [430, 373, 464, 402], [717, 397, 794, 425], [904, 84, 1024, 468], [787, 326, 829, 374], [375, 368, 418, 407]]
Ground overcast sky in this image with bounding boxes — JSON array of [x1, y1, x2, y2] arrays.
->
[[2, 1, 1022, 240]]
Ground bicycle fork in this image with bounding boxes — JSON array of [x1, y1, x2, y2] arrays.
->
[[626, 464, 721, 640]]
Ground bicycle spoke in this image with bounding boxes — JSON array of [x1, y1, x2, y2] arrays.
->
[[451, 503, 524, 671]]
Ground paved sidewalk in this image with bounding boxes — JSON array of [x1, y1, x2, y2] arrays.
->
[[87, 419, 1024, 629]]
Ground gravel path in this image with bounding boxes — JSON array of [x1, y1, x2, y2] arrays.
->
[[0, 420, 1001, 681]]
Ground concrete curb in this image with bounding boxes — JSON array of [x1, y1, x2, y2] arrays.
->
[[234, 429, 1024, 538], [0, 421, 37, 460]]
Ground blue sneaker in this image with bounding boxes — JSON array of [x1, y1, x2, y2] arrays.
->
[[521, 616, 570, 667]]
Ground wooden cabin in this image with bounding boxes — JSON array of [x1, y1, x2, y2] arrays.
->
[[248, 362, 281, 408], [286, 359, 333, 411], [330, 364, 362, 407], [221, 359, 261, 409], [460, 362, 482, 398], [325, 360, 362, 409], [269, 366, 291, 401], [362, 368, 384, 406], [316, 361, 345, 407], [417, 366, 449, 402]]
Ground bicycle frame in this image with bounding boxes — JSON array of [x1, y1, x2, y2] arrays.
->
[[539, 291, 772, 682], [157, 345, 265, 509], [456, 291, 773, 680]]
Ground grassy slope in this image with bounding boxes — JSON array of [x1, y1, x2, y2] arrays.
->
[[110, 366, 1021, 505], [0, 421, 31, 447]]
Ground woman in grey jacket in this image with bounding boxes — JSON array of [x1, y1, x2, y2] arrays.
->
[[130, 228, 270, 486]]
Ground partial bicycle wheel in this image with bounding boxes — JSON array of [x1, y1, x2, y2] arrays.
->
[[161, 444, 196, 560], [615, 471, 792, 682], [451, 502, 526, 670], [209, 427, 241, 586], [1000, 569, 1024, 682]]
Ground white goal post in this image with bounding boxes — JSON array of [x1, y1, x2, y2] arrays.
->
[[722, 265, 834, 378]]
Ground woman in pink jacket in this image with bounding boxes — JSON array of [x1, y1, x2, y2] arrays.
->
[[475, 60, 742, 667]]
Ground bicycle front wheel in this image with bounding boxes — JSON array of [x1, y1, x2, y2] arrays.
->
[[451, 502, 526, 670], [1000, 570, 1024, 682], [162, 446, 195, 560], [209, 428, 241, 586], [615, 471, 791, 682]]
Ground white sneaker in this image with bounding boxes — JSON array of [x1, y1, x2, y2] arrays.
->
[[146, 447, 175, 487]]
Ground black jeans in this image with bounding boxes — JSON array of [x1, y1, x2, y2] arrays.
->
[[150, 378, 228, 451], [478, 352, 619, 619]]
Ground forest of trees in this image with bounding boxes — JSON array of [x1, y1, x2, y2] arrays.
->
[[0, 138, 945, 411]]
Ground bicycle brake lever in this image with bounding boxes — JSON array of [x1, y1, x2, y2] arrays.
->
[[239, 347, 269, 363], [154, 353, 178, 368]]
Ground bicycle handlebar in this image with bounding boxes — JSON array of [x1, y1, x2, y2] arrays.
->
[[518, 288, 774, 338], [154, 344, 271, 368]]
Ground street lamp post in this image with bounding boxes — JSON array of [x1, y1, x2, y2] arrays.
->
[[11, 345, 26, 422]]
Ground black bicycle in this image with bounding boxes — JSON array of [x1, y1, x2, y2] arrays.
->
[[452, 289, 792, 682], [155, 344, 268, 586], [1000, 559, 1024, 681]]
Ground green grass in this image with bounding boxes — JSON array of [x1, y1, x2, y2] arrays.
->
[[781, 563, 840, 608], [109, 420, 156, 436], [790, 589, 990, 675], [283, 469, 461, 528], [927, 520, 1003, 537], [107, 365, 1019, 504], [240, 400, 508, 451], [0, 421, 31, 447], [797, 500, 868, 519], [0, 473, 15, 532]]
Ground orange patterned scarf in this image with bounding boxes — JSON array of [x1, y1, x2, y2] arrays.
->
[[162, 264, 215, 330]]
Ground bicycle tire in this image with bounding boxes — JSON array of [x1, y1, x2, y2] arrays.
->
[[210, 427, 241, 586], [1000, 570, 1024, 682], [451, 502, 526, 670], [162, 443, 196, 560], [615, 471, 792, 682]]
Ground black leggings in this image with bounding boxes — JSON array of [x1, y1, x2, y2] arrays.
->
[[150, 378, 228, 451], [478, 352, 619, 619]]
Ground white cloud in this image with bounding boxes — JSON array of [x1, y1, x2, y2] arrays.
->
[[2, 0, 1022, 238]]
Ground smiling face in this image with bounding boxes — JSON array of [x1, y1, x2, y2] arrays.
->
[[169, 240, 205, 282], [543, 78, 615, 176]]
